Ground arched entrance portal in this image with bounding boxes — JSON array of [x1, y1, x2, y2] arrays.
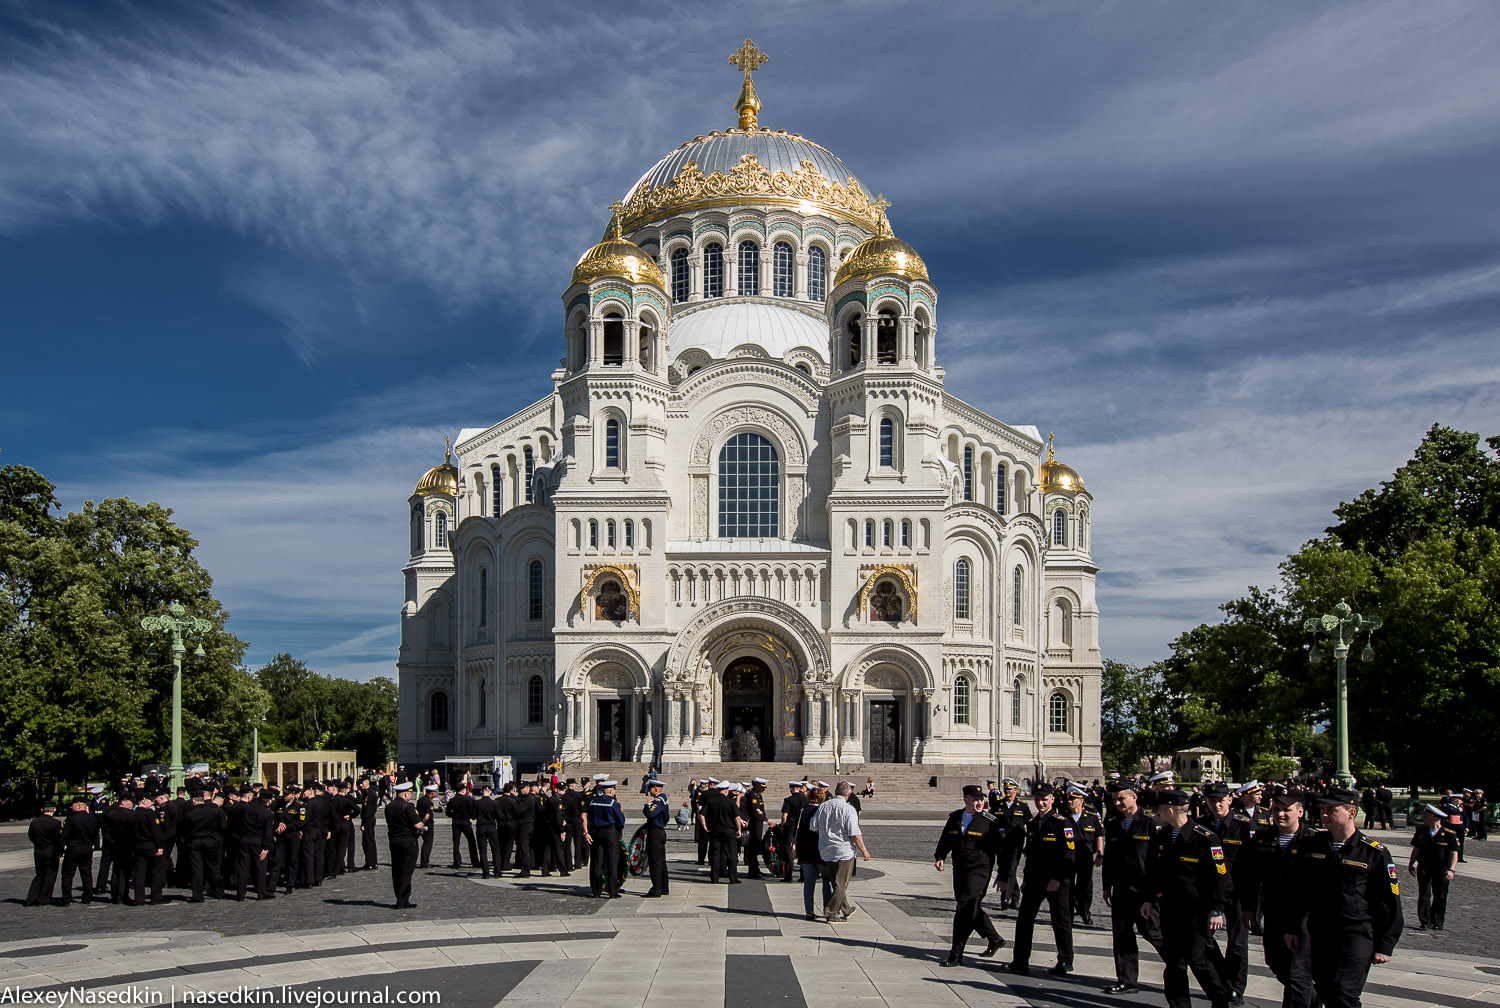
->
[[722, 656, 774, 760]]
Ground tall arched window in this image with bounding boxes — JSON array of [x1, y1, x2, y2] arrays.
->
[[589, 520, 598, 548], [602, 313, 624, 366], [604, 418, 621, 469], [864, 519, 875, 549], [876, 308, 898, 363], [1048, 691, 1069, 734], [523, 446, 535, 503], [433, 511, 447, 549], [477, 677, 486, 727], [962, 445, 974, 501], [953, 676, 971, 725], [429, 690, 449, 732], [704, 242, 724, 298], [624, 519, 634, 548], [717, 431, 780, 538], [879, 416, 894, 467], [954, 558, 971, 621], [846, 313, 862, 367], [670, 247, 690, 303], [527, 676, 544, 724], [882, 519, 893, 548], [773, 241, 794, 297], [900, 519, 911, 548], [528, 559, 544, 620], [1011, 677, 1022, 727], [606, 519, 616, 548], [490, 464, 502, 516], [477, 568, 487, 627], [737, 240, 760, 295], [996, 464, 1006, 514], [1012, 565, 1023, 626], [807, 246, 826, 301], [1053, 508, 1067, 546]]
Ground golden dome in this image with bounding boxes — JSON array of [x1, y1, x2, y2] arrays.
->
[[1039, 433, 1086, 494], [571, 204, 665, 288], [414, 439, 459, 497], [832, 213, 928, 287]]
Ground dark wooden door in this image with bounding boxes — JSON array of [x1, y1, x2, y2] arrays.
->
[[596, 699, 630, 761], [868, 700, 903, 763]]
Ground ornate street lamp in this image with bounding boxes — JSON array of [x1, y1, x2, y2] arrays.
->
[[1304, 599, 1382, 788], [140, 601, 214, 792]]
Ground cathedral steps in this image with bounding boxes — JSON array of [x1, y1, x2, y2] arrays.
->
[[551, 760, 1001, 801]]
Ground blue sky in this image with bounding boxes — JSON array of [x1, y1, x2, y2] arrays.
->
[[3, 1, 1498, 678]]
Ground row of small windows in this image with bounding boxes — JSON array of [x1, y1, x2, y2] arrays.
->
[[480, 445, 537, 518], [573, 518, 654, 551], [853, 517, 931, 552], [668, 241, 827, 304], [1051, 507, 1090, 548], [428, 676, 547, 733]]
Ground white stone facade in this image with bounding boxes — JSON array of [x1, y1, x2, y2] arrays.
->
[[397, 105, 1103, 778]]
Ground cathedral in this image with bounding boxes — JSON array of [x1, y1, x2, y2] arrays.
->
[[397, 43, 1103, 779]]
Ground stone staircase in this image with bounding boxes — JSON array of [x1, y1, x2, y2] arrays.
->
[[553, 760, 998, 803]]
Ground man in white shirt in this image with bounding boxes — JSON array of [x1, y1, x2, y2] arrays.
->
[[811, 781, 871, 921]]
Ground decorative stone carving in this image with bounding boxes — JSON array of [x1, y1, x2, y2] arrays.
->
[[690, 405, 807, 466], [664, 597, 832, 687], [865, 666, 908, 691]]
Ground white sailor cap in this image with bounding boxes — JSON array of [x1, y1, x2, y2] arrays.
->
[[1065, 784, 1089, 798], [715, 780, 731, 789], [394, 782, 413, 792], [646, 779, 664, 789], [752, 777, 769, 785], [593, 773, 609, 781], [789, 780, 805, 787], [1234, 780, 1263, 796], [88, 785, 105, 794], [1002, 778, 1019, 788], [729, 784, 744, 793], [815, 781, 830, 789], [1424, 803, 1447, 817], [423, 784, 438, 791], [600, 780, 618, 788], [1148, 771, 1175, 784]]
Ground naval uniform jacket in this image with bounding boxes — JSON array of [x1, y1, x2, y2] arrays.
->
[[1021, 809, 1079, 883], [1409, 825, 1459, 874], [1102, 810, 1158, 897], [1198, 814, 1253, 907], [996, 799, 1034, 849], [385, 799, 422, 846], [934, 808, 1005, 881], [1241, 824, 1320, 932], [1291, 830, 1403, 956], [1146, 822, 1231, 914]]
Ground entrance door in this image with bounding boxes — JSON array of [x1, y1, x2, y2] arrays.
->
[[868, 700, 903, 763], [722, 657, 775, 760], [596, 698, 631, 761]]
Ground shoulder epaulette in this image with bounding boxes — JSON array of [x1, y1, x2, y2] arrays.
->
[[1192, 823, 1214, 836], [1362, 836, 1385, 851], [981, 811, 996, 821]]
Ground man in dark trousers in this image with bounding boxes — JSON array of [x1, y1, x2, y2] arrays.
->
[[234, 787, 276, 901], [24, 801, 62, 906], [1199, 782, 1254, 1003], [642, 778, 671, 897], [741, 778, 771, 879], [1101, 780, 1163, 995], [300, 782, 331, 886], [359, 778, 380, 869], [129, 796, 165, 906], [779, 780, 809, 882], [584, 780, 626, 898], [1290, 787, 1403, 1008], [1409, 803, 1460, 930], [60, 796, 100, 905], [994, 778, 1033, 910], [273, 784, 304, 892], [447, 786, 479, 869], [474, 783, 501, 878], [416, 784, 439, 869], [934, 784, 1007, 968], [385, 782, 424, 908], [537, 784, 569, 876], [495, 783, 518, 874], [1141, 789, 1232, 1008], [1004, 783, 1077, 977], [338, 781, 361, 873], [512, 781, 537, 878], [182, 788, 227, 902], [1241, 786, 1318, 1008], [323, 781, 350, 878], [1062, 783, 1105, 926], [560, 779, 586, 873], [702, 780, 743, 885]]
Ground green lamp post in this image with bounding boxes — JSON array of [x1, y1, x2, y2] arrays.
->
[[140, 601, 213, 793], [1304, 599, 1382, 789]]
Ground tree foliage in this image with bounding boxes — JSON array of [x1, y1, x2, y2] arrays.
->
[[254, 653, 397, 767], [1100, 659, 1175, 772]]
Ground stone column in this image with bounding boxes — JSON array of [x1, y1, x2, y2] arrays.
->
[[899, 314, 916, 365], [624, 318, 640, 368], [588, 320, 603, 366], [794, 251, 809, 300], [760, 247, 772, 296]]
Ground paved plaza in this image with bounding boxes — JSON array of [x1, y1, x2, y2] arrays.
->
[[3, 807, 1498, 1006]]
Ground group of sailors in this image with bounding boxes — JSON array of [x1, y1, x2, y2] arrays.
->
[[936, 773, 1421, 1008]]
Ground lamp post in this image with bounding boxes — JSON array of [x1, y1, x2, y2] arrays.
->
[[1304, 599, 1382, 789], [140, 601, 214, 793]]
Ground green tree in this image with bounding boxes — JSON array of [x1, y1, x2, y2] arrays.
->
[[1100, 658, 1175, 772], [255, 654, 397, 767]]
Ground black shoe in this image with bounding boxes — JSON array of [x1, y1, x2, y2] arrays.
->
[[1227, 994, 1244, 1007], [643, 891, 660, 898], [981, 937, 1006, 957], [1434, 924, 1444, 931], [1047, 963, 1071, 976], [1103, 983, 1139, 995], [1416, 923, 1427, 930], [1003, 963, 1030, 976], [941, 952, 963, 968], [1081, 914, 1094, 927]]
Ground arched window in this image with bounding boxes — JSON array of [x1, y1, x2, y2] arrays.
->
[[882, 519, 893, 548], [589, 520, 598, 548], [1048, 691, 1069, 734], [953, 676, 971, 725], [737, 240, 760, 295], [996, 464, 1006, 514], [410, 505, 422, 554], [527, 676, 544, 724], [954, 558, 971, 621], [846, 313, 862, 366], [605, 418, 621, 469], [1052, 598, 1073, 646], [638, 321, 655, 372], [606, 519, 616, 548], [864, 519, 875, 549], [523, 446, 535, 503], [717, 431, 779, 538], [900, 519, 911, 548], [624, 519, 634, 548], [704, 242, 724, 298], [602, 312, 624, 366], [477, 568, 487, 627], [876, 308, 898, 364], [879, 416, 894, 468], [433, 510, 447, 549], [807, 245, 826, 301], [670, 247, 690, 303], [490, 464, 503, 516], [1012, 565, 1023, 626], [1011, 677, 1022, 727], [962, 445, 974, 501], [528, 559, 545, 621], [1053, 508, 1067, 546], [773, 241, 794, 297], [477, 677, 486, 727], [429, 690, 449, 732]]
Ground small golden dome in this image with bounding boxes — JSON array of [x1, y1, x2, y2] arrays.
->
[[1039, 433, 1086, 494], [414, 439, 459, 497], [832, 213, 928, 287], [571, 203, 665, 289]]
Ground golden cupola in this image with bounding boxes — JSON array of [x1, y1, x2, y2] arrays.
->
[[571, 203, 665, 288], [414, 439, 460, 497], [833, 211, 929, 287], [1039, 433, 1086, 494]]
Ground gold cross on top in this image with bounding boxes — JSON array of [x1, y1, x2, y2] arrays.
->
[[728, 39, 769, 78], [729, 39, 769, 128]]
